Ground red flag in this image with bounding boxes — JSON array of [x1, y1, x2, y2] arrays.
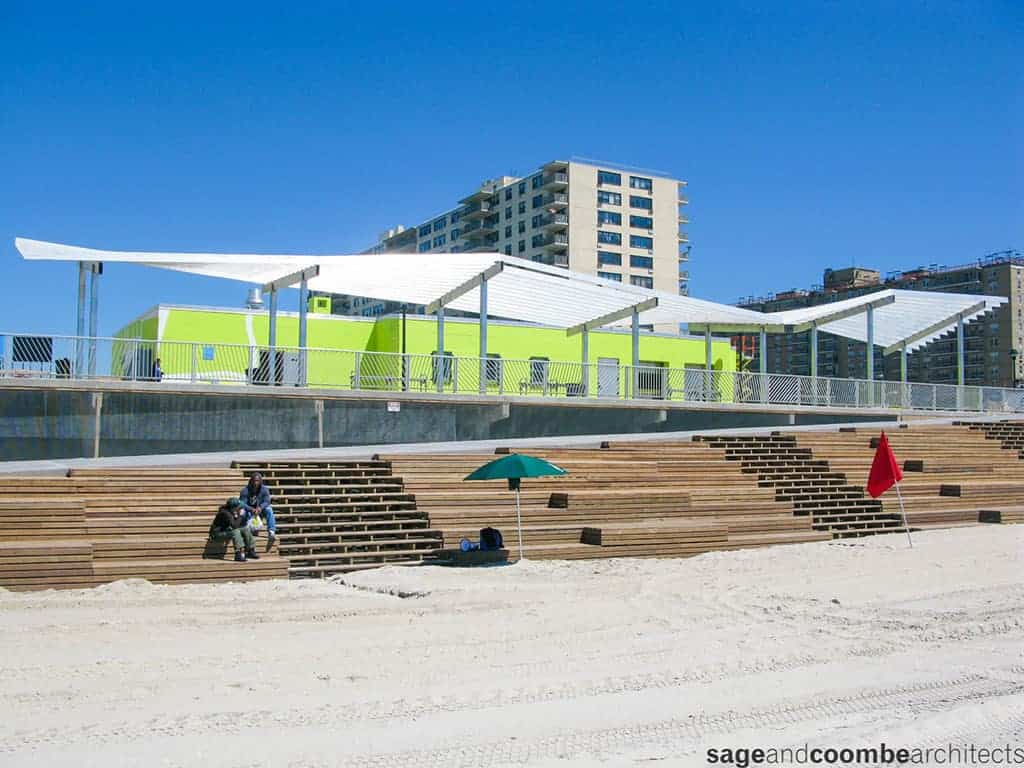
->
[[867, 431, 903, 498]]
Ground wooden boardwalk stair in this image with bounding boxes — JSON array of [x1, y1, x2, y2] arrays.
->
[[233, 460, 443, 577]]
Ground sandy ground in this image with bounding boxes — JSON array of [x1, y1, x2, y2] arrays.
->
[[0, 526, 1021, 767]]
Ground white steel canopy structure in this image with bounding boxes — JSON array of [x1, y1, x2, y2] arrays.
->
[[14, 238, 1007, 388]]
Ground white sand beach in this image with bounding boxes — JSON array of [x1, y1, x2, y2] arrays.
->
[[0, 526, 1021, 767]]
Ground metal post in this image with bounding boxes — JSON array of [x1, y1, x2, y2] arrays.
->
[[315, 399, 324, 448], [479, 276, 488, 394], [92, 391, 103, 459], [631, 307, 640, 398], [76, 262, 87, 375], [956, 312, 965, 410], [88, 263, 100, 376], [268, 288, 278, 386], [298, 276, 308, 387], [810, 323, 818, 405], [901, 342, 909, 409], [705, 327, 713, 401], [436, 305, 445, 393], [581, 328, 590, 397], [759, 326, 767, 403], [866, 304, 875, 406], [191, 343, 198, 383]]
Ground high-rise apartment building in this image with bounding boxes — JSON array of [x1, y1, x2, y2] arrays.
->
[[334, 159, 690, 318], [735, 251, 1024, 388]]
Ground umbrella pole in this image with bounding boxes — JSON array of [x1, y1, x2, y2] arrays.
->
[[516, 486, 524, 561]]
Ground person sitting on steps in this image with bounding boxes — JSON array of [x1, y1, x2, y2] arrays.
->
[[209, 497, 261, 562], [240, 472, 277, 550]]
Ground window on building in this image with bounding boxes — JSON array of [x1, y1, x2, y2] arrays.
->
[[518, 221, 526, 234], [637, 360, 665, 394], [631, 275, 654, 288], [630, 215, 653, 229], [431, 351, 454, 385], [418, 241, 431, 253], [598, 210, 622, 226], [485, 353, 502, 384], [597, 190, 622, 205], [532, 174, 544, 189], [518, 201, 526, 214], [630, 176, 653, 191], [531, 214, 541, 228], [504, 225, 512, 238], [598, 250, 622, 266], [531, 234, 544, 248], [598, 231, 622, 245], [518, 240, 526, 253], [529, 357, 549, 386], [518, 181, 526, 195], [505, 188, 513, 201], [532, 194, 544, 209], [505, 206, 512, 220], [598, 170, 622, 186], [451, 211, 460, 224], [433, 217, 447, 232], [418, 224, 431, 237], [504, 245, 512, 255], [630, 235, 654, 250], [630, 195, 653, 210], [451, 228, 460, 240], [630, 255, 654, 270], [598, 271, 622, 282], [432, 234, 446, 247]]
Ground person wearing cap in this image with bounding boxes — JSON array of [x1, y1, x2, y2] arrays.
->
[[208, 497, 260, 562], [240, 472, 277, 550]]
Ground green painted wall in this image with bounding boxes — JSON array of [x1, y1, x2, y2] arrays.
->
[[115, 306, 736, 399]]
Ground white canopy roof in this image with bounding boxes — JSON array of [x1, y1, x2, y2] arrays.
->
[[14, 238, 1005, 353]]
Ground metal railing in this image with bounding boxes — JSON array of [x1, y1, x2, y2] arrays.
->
[[1, 332, 1023, 414]]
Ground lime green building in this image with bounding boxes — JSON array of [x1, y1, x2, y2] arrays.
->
[[115, 304, 735, 398]]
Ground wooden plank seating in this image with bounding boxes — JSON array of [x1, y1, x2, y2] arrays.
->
[[233, 460, 443, 578], [0, 471, 288, 591]]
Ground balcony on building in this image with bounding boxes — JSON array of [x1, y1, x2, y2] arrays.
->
[[678, 229, 690, 243], [540, 212, 569, 230], [540, 233, 569, 251], [461, 237, 499, 253], [678, 244, 690, 261], [460, 200, 495, 220], [461, 217, 499, 238], [540, 171, 569, 190], [678, 213, 690, 225], [541, 192, 569, 209]]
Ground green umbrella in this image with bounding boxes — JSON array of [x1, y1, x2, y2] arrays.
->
[[465, 453, 568, 561]]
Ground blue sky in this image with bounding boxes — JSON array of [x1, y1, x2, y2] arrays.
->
[[1, 1, 1020, 336]]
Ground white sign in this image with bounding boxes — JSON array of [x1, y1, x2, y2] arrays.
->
[[387, 401, 401, 413]]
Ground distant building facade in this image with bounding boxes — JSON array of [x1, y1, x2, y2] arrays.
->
[[735, 251, 1024, 388], [326, 159, 690, 320]]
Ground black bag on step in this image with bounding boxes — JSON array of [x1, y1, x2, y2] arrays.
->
[[479, 527, 503, 551]]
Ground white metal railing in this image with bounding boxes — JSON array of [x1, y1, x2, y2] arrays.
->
[[1, 332, 1023, 414]]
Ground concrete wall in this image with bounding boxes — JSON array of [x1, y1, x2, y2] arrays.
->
[[0, 384, 894, 461]]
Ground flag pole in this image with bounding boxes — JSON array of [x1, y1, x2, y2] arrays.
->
[[894, 481, 913, 548]]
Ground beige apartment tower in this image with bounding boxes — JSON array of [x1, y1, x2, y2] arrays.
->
[[345, 159, 689, 317]]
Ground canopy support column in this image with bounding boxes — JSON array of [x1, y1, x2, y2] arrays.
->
[[956, 312, 965, 409], [76, 262, 87, 375], [631, 307, 640, 399], [436, 305, 445, 393], [900, 342, 909, 409], [705, 327, 713, 401], [87, 263, 101, 376], [298, 276, 309, 386], [810, 323, 818, 378], [267, 288, 278, 386], [478, 274, 488, 394], [758, 327, 767, 377], [581, 328, 589, 397], [866, 304, 875, 381]]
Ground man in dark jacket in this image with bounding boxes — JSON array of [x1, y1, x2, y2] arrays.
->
[[240, 472, 277, 550], [209, 497, 260, 562]]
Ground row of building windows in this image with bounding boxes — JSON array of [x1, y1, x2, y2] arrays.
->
[[597, 251, 654, 270], [596, 211, 654, 229], [596, 191, 653, 210], [597, 170, 654, 191], [596, 271, 654, 288], [597, 232, 655, 249]]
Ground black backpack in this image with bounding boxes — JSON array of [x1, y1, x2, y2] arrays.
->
[[479, 527, 503, 551]]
